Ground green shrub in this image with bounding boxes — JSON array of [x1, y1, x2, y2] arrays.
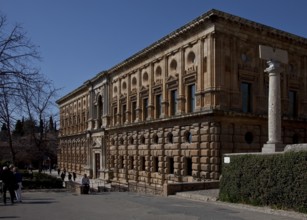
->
[[22, 172, 63, 189], [219, 152, 307, 213]]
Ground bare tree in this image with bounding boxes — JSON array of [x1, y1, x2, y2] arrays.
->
[[0, 86, 17, 162], [0, 14, 41, 163], [18, 77, 59, 170]]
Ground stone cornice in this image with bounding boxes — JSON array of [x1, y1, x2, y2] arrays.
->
[[58, 9, 307, 104], [106, 9, 307, 75], [56, 84, 88, 105]]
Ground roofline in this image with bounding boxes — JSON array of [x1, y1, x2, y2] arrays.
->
[[56, 84, 87, 105], [57, 9, 307, 103], [107, 8, 307, 74]]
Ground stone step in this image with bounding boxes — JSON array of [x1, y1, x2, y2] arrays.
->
[[174, 189, 219, 202]]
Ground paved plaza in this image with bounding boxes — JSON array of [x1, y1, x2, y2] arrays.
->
[[1, 190, 306, 220]]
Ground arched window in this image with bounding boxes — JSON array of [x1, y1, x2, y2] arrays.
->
[[170, 59, 177, 71], [140, 135, 146, 145], [122, 81, 127, 90], [184, 131, 192, 143], [167, 132, 173, 144], [153, 134, 159, 144], [187, 51, 196, 64], [143, 72, 148, 82], [110, 138, 115, 146], [155, 66, 162, 77], [132, 77, 137, 86], [120, 137, 124, 145], [129, 136, 134, 145]]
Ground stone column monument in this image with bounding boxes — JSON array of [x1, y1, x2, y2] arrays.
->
[[259, 45, 288, 153]]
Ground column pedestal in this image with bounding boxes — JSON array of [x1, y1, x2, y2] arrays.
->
[[262, 143, 284, 153]]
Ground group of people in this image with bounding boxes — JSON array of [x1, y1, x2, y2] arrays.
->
[[57, 168, 90, 194], [58, 169, 77, 182], [0, 165, 22, 205]]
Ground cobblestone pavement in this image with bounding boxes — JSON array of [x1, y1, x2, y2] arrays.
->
[[1, 191, 306, 220]]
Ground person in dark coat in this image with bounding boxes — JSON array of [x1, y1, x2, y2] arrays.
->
[[60, 172, 66, 181], [72, 172, 76, 182], [1, 166, 16, 205]]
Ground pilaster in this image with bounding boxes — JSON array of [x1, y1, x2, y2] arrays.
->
[[177, 48, 185, 115]]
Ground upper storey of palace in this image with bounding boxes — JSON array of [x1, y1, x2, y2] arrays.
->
[[57, 9, 307, 137]]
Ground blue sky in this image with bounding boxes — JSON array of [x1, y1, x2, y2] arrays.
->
[[1, 0, 307, 103]]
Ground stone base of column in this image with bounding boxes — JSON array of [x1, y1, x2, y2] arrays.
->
[[262, 143, 284, 153]]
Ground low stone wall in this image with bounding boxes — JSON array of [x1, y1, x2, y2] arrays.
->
[[128, 182, 163, 196], [65, 181, 82, 194], [163, 181, 219, 196]]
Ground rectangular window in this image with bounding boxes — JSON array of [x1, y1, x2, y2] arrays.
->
[[185, 157, 192, 176], [119, 156, 124, 169], [170, 90, 177, 116], [129, 156, 134, 170], [143, 98, 148, 120], [167, 157, 174, 174], [132, 101, 137, 122], [156, 94, 162, 118], [153, 156, 159, 172], [289, 91, 297, 117], [122, 104, 126, 124], [140, 156, 145, 171], [113, 107, 117, 125], [187, 84, 196, 113], [241, 82, 252, 113]]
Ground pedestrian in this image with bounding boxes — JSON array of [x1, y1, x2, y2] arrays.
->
[[68, 172, 72, 181], [57, 168, 61, 176], [72, 172, 76, 182], [60, 172, 66, 181], [81, 174, 90, 194], [0, 166, 16, 205], [13, 167, 23, 203]]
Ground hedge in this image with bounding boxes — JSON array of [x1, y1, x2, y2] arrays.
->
[[219, 151, 307, 213], [22, 172, 63, 189]]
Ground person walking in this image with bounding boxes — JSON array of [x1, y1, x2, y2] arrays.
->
[[60, 172, 66, 181], [13, 167, 23, 203], [1, 166, 16, 205], [72, 172, 76, 182], [68, 173, 72, 181]]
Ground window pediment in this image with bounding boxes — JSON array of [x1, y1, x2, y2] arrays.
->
[[166, 75, 178, 89], [238, 70, 257, 82], [140, 86, 149, 96], [183, 72, 197, 85]]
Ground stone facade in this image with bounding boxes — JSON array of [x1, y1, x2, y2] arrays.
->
[[57, 9, 307, 193]]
